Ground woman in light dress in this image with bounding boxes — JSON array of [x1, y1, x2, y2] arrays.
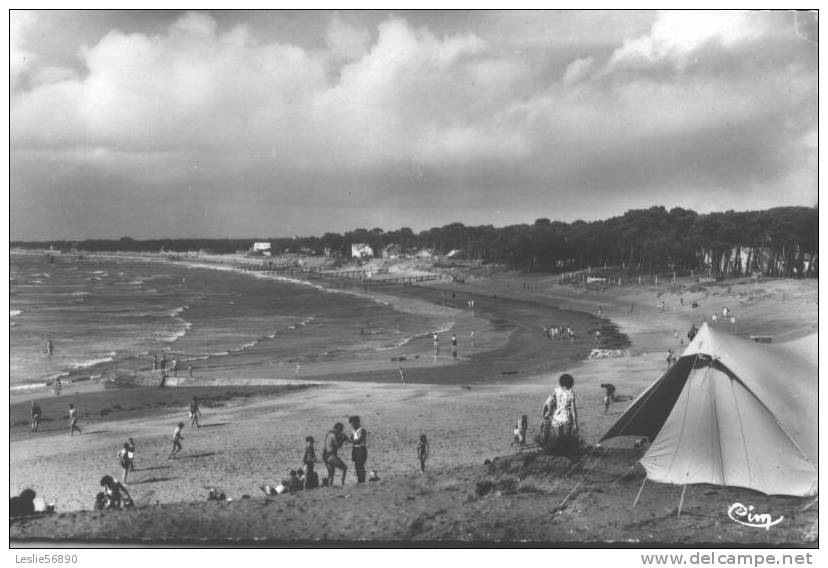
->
[[544, 373, 579, 438]]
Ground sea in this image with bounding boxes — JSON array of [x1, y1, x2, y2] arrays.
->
[[9, 252, 442, 392]]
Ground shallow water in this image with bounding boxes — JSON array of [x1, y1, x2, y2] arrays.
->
[[9, 252, 441, 389]]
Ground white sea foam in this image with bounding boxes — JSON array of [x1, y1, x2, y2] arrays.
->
[[160, 322, 191, 343], [71, 290, 91, 296], [169, 305, 189, 317], [10, 309, 22, 318], [70, 355, 115, 369], [231, 340, 259, 352]]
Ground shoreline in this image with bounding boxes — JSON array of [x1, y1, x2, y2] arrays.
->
[[10, 250, 624, 393]]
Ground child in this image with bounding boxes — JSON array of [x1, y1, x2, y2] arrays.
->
[[519, 414, 528, 447], [601, 383, 616, 412], [168, 422, 184, 459], [417, 434, 429, 473], [68, 403, 82, 436], [100, 475, 132, 509], [116, 442, 133, 483], [126, 438, 136, 471], [30, 401, 41, 433], [287, 470, 302, 493], [303, 436, 317, 490], [188, 396, 202, 428]]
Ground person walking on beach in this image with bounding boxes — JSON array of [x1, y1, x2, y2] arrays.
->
[[188, 364, 193, 378], [168, 422, 184, 459], [417, 434, 429, 474], [171, 360, 178, 377], [303, 436, 318, 490], [160, 354, 167, 372], [470, 330, 475, 347], [323, 422, 348, 486], [451, 333, 458, 360], [432, 332, 439, 356], [46, 339, 54, 356], [30, 401, 42, 433], [54, 377, 62, 396], [116, 442, 133, 483], [349, 416, 368, 484], [68, 403, 82, 436], [152, 354, 158, 371], [399, 367, 406, 385], [188, 396, 202, 428]]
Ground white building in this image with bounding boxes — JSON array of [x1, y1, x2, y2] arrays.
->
[[351, 243, 374, 258]]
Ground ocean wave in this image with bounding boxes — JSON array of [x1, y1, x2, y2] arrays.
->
[[71, 290, 91, 296], [230, 340, 259, 352], [70, 355, 115, 370], [169, 305, 189, 317], [159, 321, 191, 343]]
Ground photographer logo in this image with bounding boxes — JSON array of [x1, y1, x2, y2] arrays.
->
[[727, 502, 783, 530]]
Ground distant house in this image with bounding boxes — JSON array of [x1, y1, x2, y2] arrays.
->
[[351, 243, 374, 258], [381, 244, 402, 259], [252, 242, 271, 253], [414, 248, 434, 259]]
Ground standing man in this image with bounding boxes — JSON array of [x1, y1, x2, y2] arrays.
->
[[432, 332, 439, 356], [30, 401, 42, 433], [323, 423, 348, 486], [399, 367, 406, 385], [349, 416, 368, 484], [68, 403, 82, 436]]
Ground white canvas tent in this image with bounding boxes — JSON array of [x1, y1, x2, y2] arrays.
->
[[602, 323, 817, 497]]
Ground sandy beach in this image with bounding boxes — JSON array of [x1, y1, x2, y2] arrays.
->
[[9, 257, 818, 545]]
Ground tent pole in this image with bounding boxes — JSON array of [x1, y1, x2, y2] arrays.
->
[[632, 477, 647, 507], [677, 484, 687, 517], [801, 497, 818, 512]]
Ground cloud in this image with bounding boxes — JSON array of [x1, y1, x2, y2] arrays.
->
[[9, 10, 818, 239], [561, 56, 594, 86], [607, 10, 769, 70], [10, 10, 39, 89], [325, 15, 371, 61]]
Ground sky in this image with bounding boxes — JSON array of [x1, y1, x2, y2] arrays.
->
[[9, 9, 818, 240]]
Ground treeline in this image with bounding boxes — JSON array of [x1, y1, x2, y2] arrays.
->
[[12, 206, 818, 278]]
